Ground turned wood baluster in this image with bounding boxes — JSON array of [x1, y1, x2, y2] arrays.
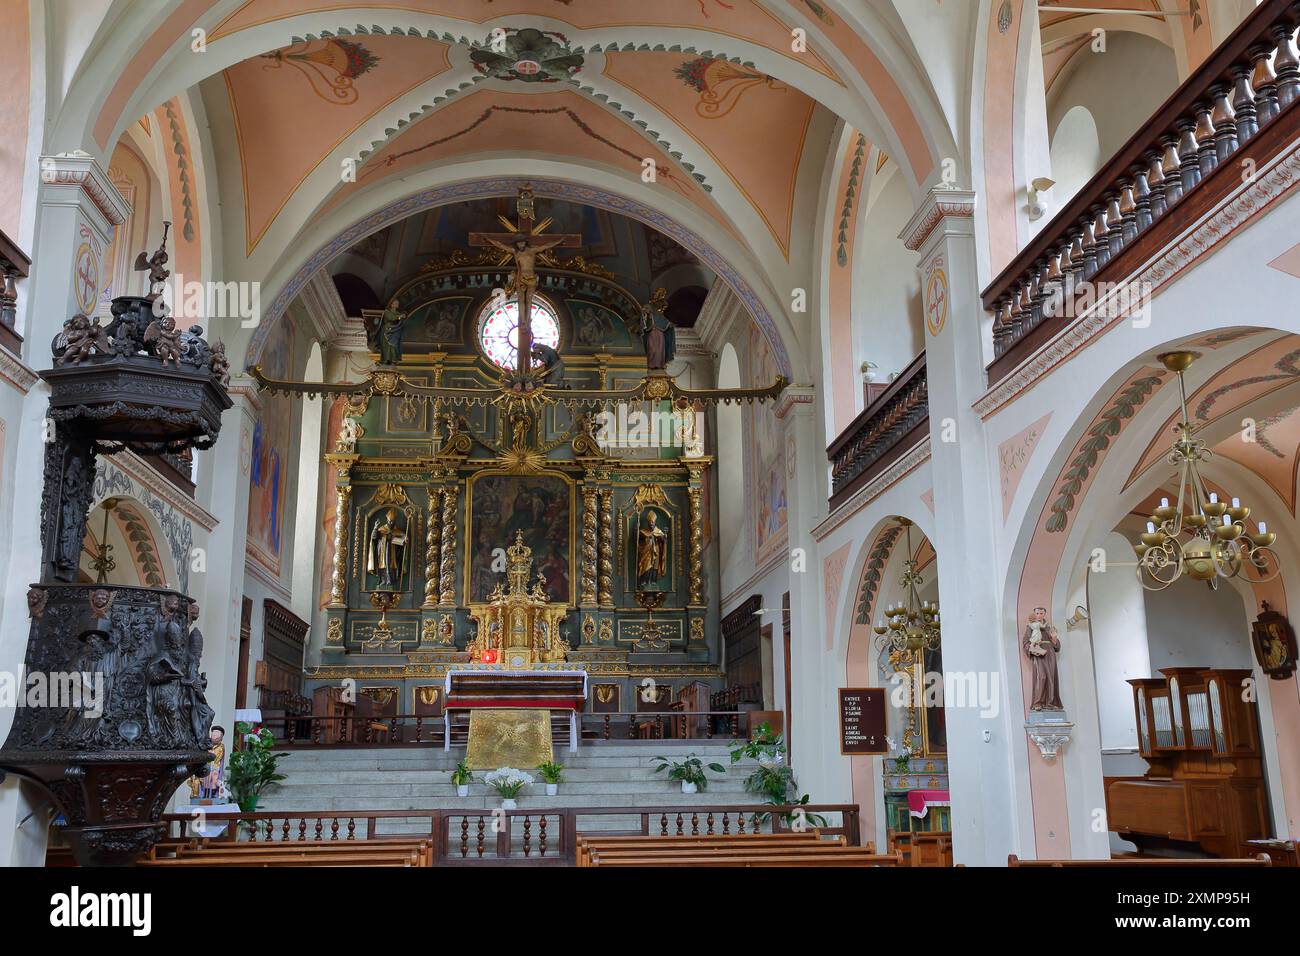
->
[[659, 812, 668, 836], [1040, 253, 1062, 322], [297, 819, 307, 841], [1160, 136, 1184, 205], [1193, 101, 1217, 176], [476, 816, 486, 857], [523, 815, 532, 856], [628, 716, 638, 740], [1118, 180, 1138, 244], [281, 819, 290, 841], [738, 812, 747, 835], [1144, 150, 1167, 220], [460, 816, 469, 857], [539, 816, 548, 856], [1273, 17, 1300, 107], [1176, 117, 1201, 192], [721, 813, 731, 835], [1231, 62, 1260, 144], [992, 299, 1011, 356], [1090, 204, 1111, 269], [1251, 43, 1281, 123], [347, 817, 356, 840], [690, 812, 700, 836], [330, 818, 339, 841], [706, 812, 715, 835], [286, 719, 296, 745], [312, 719, 321, 745], [674, 812, 684, 836], [1026, 260, 1047, 329], [415, 716, 423, 743], [1209, 82, 1238, 164], [1130, 166, 1152, 234], [1077, 216, 1097, 280], [1104, 192, 1125, 259], [602, 714, 610, 740], [390, 716, 399, 742], [656, 715, 664, 739], [314, 819, 324, 840]]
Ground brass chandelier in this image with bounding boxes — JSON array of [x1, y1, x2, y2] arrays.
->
[[873, 518, 941, 657], [1133, 351, 1279, 591]]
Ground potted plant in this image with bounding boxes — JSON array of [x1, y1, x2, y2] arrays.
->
[[651, 754, 725, 793], [730, 724, 826, 828], [226, 721, 289, 813], [537, 761, 564, 796], [450, 760, 474, 798], [483, 767, 532, 809]]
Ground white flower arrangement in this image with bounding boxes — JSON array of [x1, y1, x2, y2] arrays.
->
[[484, 767, 534, 798]]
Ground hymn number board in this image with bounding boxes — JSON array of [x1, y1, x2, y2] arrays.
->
[[838, 687, 888, 755]]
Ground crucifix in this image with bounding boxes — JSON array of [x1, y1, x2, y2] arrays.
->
[[468, 185, 582, 374]]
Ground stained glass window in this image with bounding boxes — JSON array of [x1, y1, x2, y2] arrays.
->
[[477, 296, 560, 369]]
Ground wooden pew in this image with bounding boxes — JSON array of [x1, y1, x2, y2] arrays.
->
[[889, 830, 953, 867], [588, 849, 901, 867], [576, 832, 834, 867], [139, 849, 421, 867], [1009, 853, 1272, 867], [164, 838, 434, 867]]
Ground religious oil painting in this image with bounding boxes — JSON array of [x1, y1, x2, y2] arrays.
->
[[246, 318, 294, 577], [749, 325, 788, 565], [468, 473, 573, 605]]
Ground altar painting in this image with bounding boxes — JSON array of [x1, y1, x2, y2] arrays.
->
[[468, 473, 573, 604], [247, 320, 293, 576]]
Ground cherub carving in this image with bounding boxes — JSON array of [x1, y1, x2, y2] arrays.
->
[[133, 222, 172, 300], [144, 314, 184, 366], [56, 313, 111, 366], [209, 340, 230, 385]]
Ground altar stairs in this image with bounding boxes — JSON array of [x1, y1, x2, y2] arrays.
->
[[256, 741, 765, 842]]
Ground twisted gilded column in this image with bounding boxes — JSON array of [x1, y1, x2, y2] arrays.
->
[[423, 486, 443, 609], [324, 454, 358, 608], [439, 484, 459, 606], [688, 484, 704, 606], [580, 484, 599, 606], [598, 488, 614, 607]]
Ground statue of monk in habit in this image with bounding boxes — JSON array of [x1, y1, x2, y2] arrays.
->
[[1022, 606, 1063, 711], [367, 507, 407, 591]]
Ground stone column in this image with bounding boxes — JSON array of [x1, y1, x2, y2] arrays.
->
[[438, 483, 459, 607], [899, 188, 1026, 866]]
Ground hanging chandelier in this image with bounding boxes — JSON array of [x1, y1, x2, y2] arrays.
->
[[1133, 351, 1279, 591], [873, 518, 941, 657]]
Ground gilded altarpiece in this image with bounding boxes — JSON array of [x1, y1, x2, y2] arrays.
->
[[310, 264, 724, 709]]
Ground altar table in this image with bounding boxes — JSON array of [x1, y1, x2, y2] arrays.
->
[[444, 669, 588, 754], [907, 789, 951, 819]]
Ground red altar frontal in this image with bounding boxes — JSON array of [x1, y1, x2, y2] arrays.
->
[[443, 668, 588, 753]]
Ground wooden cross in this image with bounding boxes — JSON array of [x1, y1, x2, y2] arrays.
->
[[468, 185, 582, 373]]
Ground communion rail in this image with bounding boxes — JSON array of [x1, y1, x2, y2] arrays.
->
[[159, 803, 861, 866], [259, 710, 750, 747], [982, 0, 1300, 385], [826, 351, 928, 511]]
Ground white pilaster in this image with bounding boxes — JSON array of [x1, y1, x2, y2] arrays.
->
[[900, 188, 1029, 866]]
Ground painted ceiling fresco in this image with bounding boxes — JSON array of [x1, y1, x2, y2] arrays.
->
[[604, 51, 817, 257], [224, 34, 453, 252], [1124, 334, 1300, 514]]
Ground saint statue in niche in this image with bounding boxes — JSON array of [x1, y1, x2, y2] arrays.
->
[[639, 290, 676, 370], [367, 507, 407, 591], [635, 508, 670, 592], [366, 298, 406, 365], [1022, 606, 1063, 711]]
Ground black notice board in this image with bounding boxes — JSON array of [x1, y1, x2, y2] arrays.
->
[[838, 687, 888, 755]]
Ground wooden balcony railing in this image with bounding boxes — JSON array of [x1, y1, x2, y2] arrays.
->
[[0, 228, 31, 357], [982, 0, 1300, 385], [826, 351, 928, 511]]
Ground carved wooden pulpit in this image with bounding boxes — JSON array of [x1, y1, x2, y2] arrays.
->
[[467, 532, 570, 669]]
